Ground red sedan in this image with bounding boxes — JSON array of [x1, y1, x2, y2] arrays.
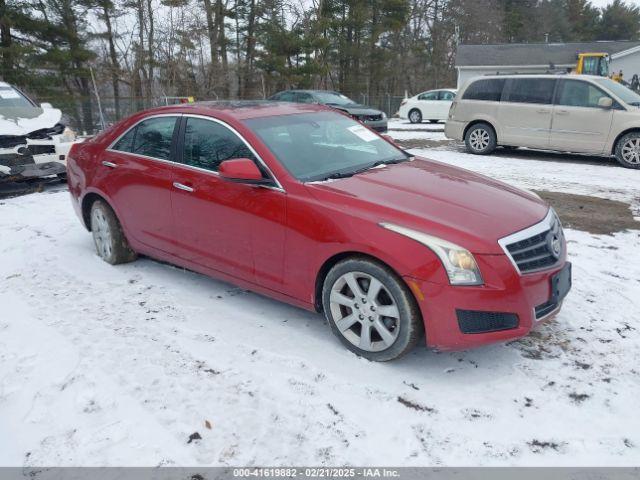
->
[[67, 102, 571, 361]]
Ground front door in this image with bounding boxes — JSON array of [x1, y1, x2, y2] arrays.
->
[[498, 78, 557, 148], [549, 79, 615, 154], [170, 115, 286, 290], [102, 115, 180, 253]]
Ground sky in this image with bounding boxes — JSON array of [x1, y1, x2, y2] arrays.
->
[[590, 0, 616, 8]]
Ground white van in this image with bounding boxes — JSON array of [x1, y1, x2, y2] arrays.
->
[[0, 82, 78, 178], [445, 74, 640, 168]]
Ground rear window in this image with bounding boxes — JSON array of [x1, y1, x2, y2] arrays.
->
[[462, 79, 505, 102], [504, 78, 557, 104]]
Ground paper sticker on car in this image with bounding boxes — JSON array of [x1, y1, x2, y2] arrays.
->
[[348, 125, 378, 142], [0, 89, 21, 99]]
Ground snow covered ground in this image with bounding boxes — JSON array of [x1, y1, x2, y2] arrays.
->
[[1, 122, 639, 466]]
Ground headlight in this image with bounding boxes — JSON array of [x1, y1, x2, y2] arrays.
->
[[380, 223, 483, 286], [60, 127, 76, 143]]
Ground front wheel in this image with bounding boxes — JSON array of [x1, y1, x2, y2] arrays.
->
[[465, 123, 497, 155], [90, 200, 137, 265], [408, 109, 422, 124], [322, 257, 423, 361], [615, 132, 640, 169]]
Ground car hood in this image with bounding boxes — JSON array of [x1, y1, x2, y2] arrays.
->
[[306, 157, 549, 254], [0, 106, 63, 136], [330, 104, 383, 116]]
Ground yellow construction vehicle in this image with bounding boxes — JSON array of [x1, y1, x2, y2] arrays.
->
[[573, 52, 610, 77]]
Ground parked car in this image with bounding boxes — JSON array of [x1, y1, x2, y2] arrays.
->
[[268, 90, 387, 132], [67, 101, 570, 361], [445, 74, 640, 168], [0, 82, 78, 179], [398, 89, 457, 124]]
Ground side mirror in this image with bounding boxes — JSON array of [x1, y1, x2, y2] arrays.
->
[[219, 158, 270, 185], [598, 97, 613, 109], [40, 102, 53, 109]]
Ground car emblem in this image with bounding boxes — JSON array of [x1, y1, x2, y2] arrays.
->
[[548, 228, 562, 259]]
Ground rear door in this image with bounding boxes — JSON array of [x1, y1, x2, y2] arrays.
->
[[549, 79, 615, 154], [437, 90, 456, 120], [417, 91, 439, 120], [170, 115, 287, 289], [498, 78, 557, 148], [102, 115, 180, 253]]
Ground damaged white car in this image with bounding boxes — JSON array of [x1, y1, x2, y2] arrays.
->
[[0, 82, 78, 180]]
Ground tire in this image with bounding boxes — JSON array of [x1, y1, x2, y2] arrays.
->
[[614, 132, 640, 169], [322, 257, 423, 362], [408, 109, 422, 124], [90, 200, 137, 265], [465, 122, 497, 155]]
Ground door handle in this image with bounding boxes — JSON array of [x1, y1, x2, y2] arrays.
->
[[173, 182, 195, 193], [536, 109, 550, 114], [102, 161, 118, 168], [556, 110, 570, 115]]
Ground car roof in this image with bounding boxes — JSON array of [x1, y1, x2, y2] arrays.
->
[[474, 74, 603, 81], [275, 89, 343, 95], [135, 100, 333, 121]]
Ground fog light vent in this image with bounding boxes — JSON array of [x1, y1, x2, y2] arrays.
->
[[456, 310, 519, 334]]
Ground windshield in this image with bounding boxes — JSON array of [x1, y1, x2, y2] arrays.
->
[[244, 111, 409, 182], [594, 78, 640, 106], [312, 91, 356, 106], [0, 86, 35, 108]]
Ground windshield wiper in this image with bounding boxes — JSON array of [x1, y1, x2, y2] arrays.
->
[[320, 157, 410, 181]]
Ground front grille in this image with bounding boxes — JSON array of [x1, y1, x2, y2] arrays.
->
[[457, 310, 519, 334], [27, 145, 55, 155], [535, 299, 558, 319], [353, 114, 383, 122], [501, 210, 563, 274]]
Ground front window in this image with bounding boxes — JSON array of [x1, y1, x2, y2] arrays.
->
[[181, 117, 258, 172], [593, 78, 640, 106], [312, 91, 355, 106], [0, 86, 36, 108], [556, 80, 611, 109], [244, 111, 408, 182]]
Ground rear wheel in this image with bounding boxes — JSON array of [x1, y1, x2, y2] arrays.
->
[[465, 122, 497, 155], [90, 200, 137, 265], [408, 109, 422, 124], [322, 257, 423, 361], [615, 132, 640, 169]]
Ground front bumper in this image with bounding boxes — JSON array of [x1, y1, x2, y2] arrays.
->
[[405, 255, 569, 351], [363, 119, 388, 133], [0, 136, 77, 178]]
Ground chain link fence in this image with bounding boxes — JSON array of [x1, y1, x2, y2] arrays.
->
[[34, 93, 407, 134]]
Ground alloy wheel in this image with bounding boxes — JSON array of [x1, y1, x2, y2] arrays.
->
[[621, 138, 640, 165], [469, 128, 490, 152], [329, 271, 400, 352], [92, 208, 113, 259], [409, 110, 421, 123]]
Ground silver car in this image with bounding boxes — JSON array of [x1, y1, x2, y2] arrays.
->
[[445, 74, 640, 168]]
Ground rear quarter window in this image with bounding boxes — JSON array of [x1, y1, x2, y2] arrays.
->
[[462, 79, 506, 102]]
